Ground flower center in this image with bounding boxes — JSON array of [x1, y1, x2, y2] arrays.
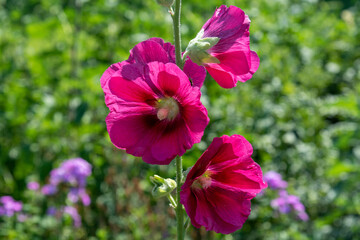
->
[[191, 171, 212, 190], [156, 97, 180, 121]]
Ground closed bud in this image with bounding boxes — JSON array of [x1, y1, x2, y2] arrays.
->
[[150, 175, 176, 199], [184, 29, 220, 66], [156, 0, 174, 8]]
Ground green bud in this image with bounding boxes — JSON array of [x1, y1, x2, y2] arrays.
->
[[150, 175, 176, 199], [184, 29, 220, 66], [156, 0, 174, 8]]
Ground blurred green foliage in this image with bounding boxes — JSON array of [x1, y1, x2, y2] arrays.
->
[[0, 0, 359, 239]]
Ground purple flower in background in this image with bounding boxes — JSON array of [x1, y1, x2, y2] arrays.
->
[[50, 158, 91, 188], [264, 171, 288, 190], [63, 206, 81, 227], [0, 196, 22, 217], [41, 184, 58, 195], [67, 188, 91, 206], [271, 190, 309, 221], [43, 158, 92, 205], [17, 213, 28, 222], [27, 181, 40, 191], [47, 207, 57, 216]]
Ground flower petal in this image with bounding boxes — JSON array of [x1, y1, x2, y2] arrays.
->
[[183, 57, 207, 88], [128, 40, 169, 64]]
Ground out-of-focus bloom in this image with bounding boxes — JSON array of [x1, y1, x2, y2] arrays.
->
[[17, 213, 28, 222], [42, 158, 91, 205], [271, 190, 309, 221], [47, 207, 57, 216], [264, 171, 288, 189], [101, 61, 209, 165], [0, 196, 23, 217], [101, 38, 206, 89], [41, 184, 57, 195], [50, 158, 91, 188], [67, 188, 91, 206], [27, 181, 40, 191], [185, 5, 259, 88], [63, 206, 81, 228], [180, 135, 267, 234]]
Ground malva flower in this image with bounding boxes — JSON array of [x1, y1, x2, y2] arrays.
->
[[101, 38, 206, 89], [180, 135, 267, 234], [102, 61, 209, 165], [185, 5, 259, 89]]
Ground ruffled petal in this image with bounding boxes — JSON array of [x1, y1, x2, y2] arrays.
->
[[183, 57, 207, 88], [128, 40, 169, 64], [202, 5, 246, 41], [193, 188, 240, 234], [205, 181, 251, 227]]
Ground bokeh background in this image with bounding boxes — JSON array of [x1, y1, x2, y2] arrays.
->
[[1, 0, 360, 239]]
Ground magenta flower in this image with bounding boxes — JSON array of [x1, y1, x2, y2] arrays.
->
[[102, 61, 209, 165], [180, 135, 267, 234], [185, 5, 259, 88], [101, 38, 206, 89]]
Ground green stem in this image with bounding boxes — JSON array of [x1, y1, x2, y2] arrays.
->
[[172, 0, 185, 238], [176, 155, 184, 240], [167, 194, 177, 208], [172, 0, 183, 68]]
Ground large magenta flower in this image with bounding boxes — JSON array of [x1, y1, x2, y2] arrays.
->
[[180, 135, 267, 234], [101, 38, 206, 89], [101, 61, 209, 165], [186, 5, 259, 88]]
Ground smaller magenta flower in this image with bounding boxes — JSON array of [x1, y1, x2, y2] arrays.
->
[[264, 171, 288, 190], [185, 5, 259, 88], [27, 181, 40, 191], [271, 190, 309, 221], [103, 61, 209, 165], [180, 135, 267, 234]]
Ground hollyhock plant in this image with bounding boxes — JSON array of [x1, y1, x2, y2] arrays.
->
[[185, 5, 259, 88], [102, 61, 209, 165], [180, 135, 267, 234]]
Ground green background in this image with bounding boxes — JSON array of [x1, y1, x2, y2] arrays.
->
[[0, 0, 359, 239]]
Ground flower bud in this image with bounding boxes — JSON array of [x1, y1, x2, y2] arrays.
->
[[156, 0, 174, 8], [150, 175, 176, 199], [184, 29, 220, 66]]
